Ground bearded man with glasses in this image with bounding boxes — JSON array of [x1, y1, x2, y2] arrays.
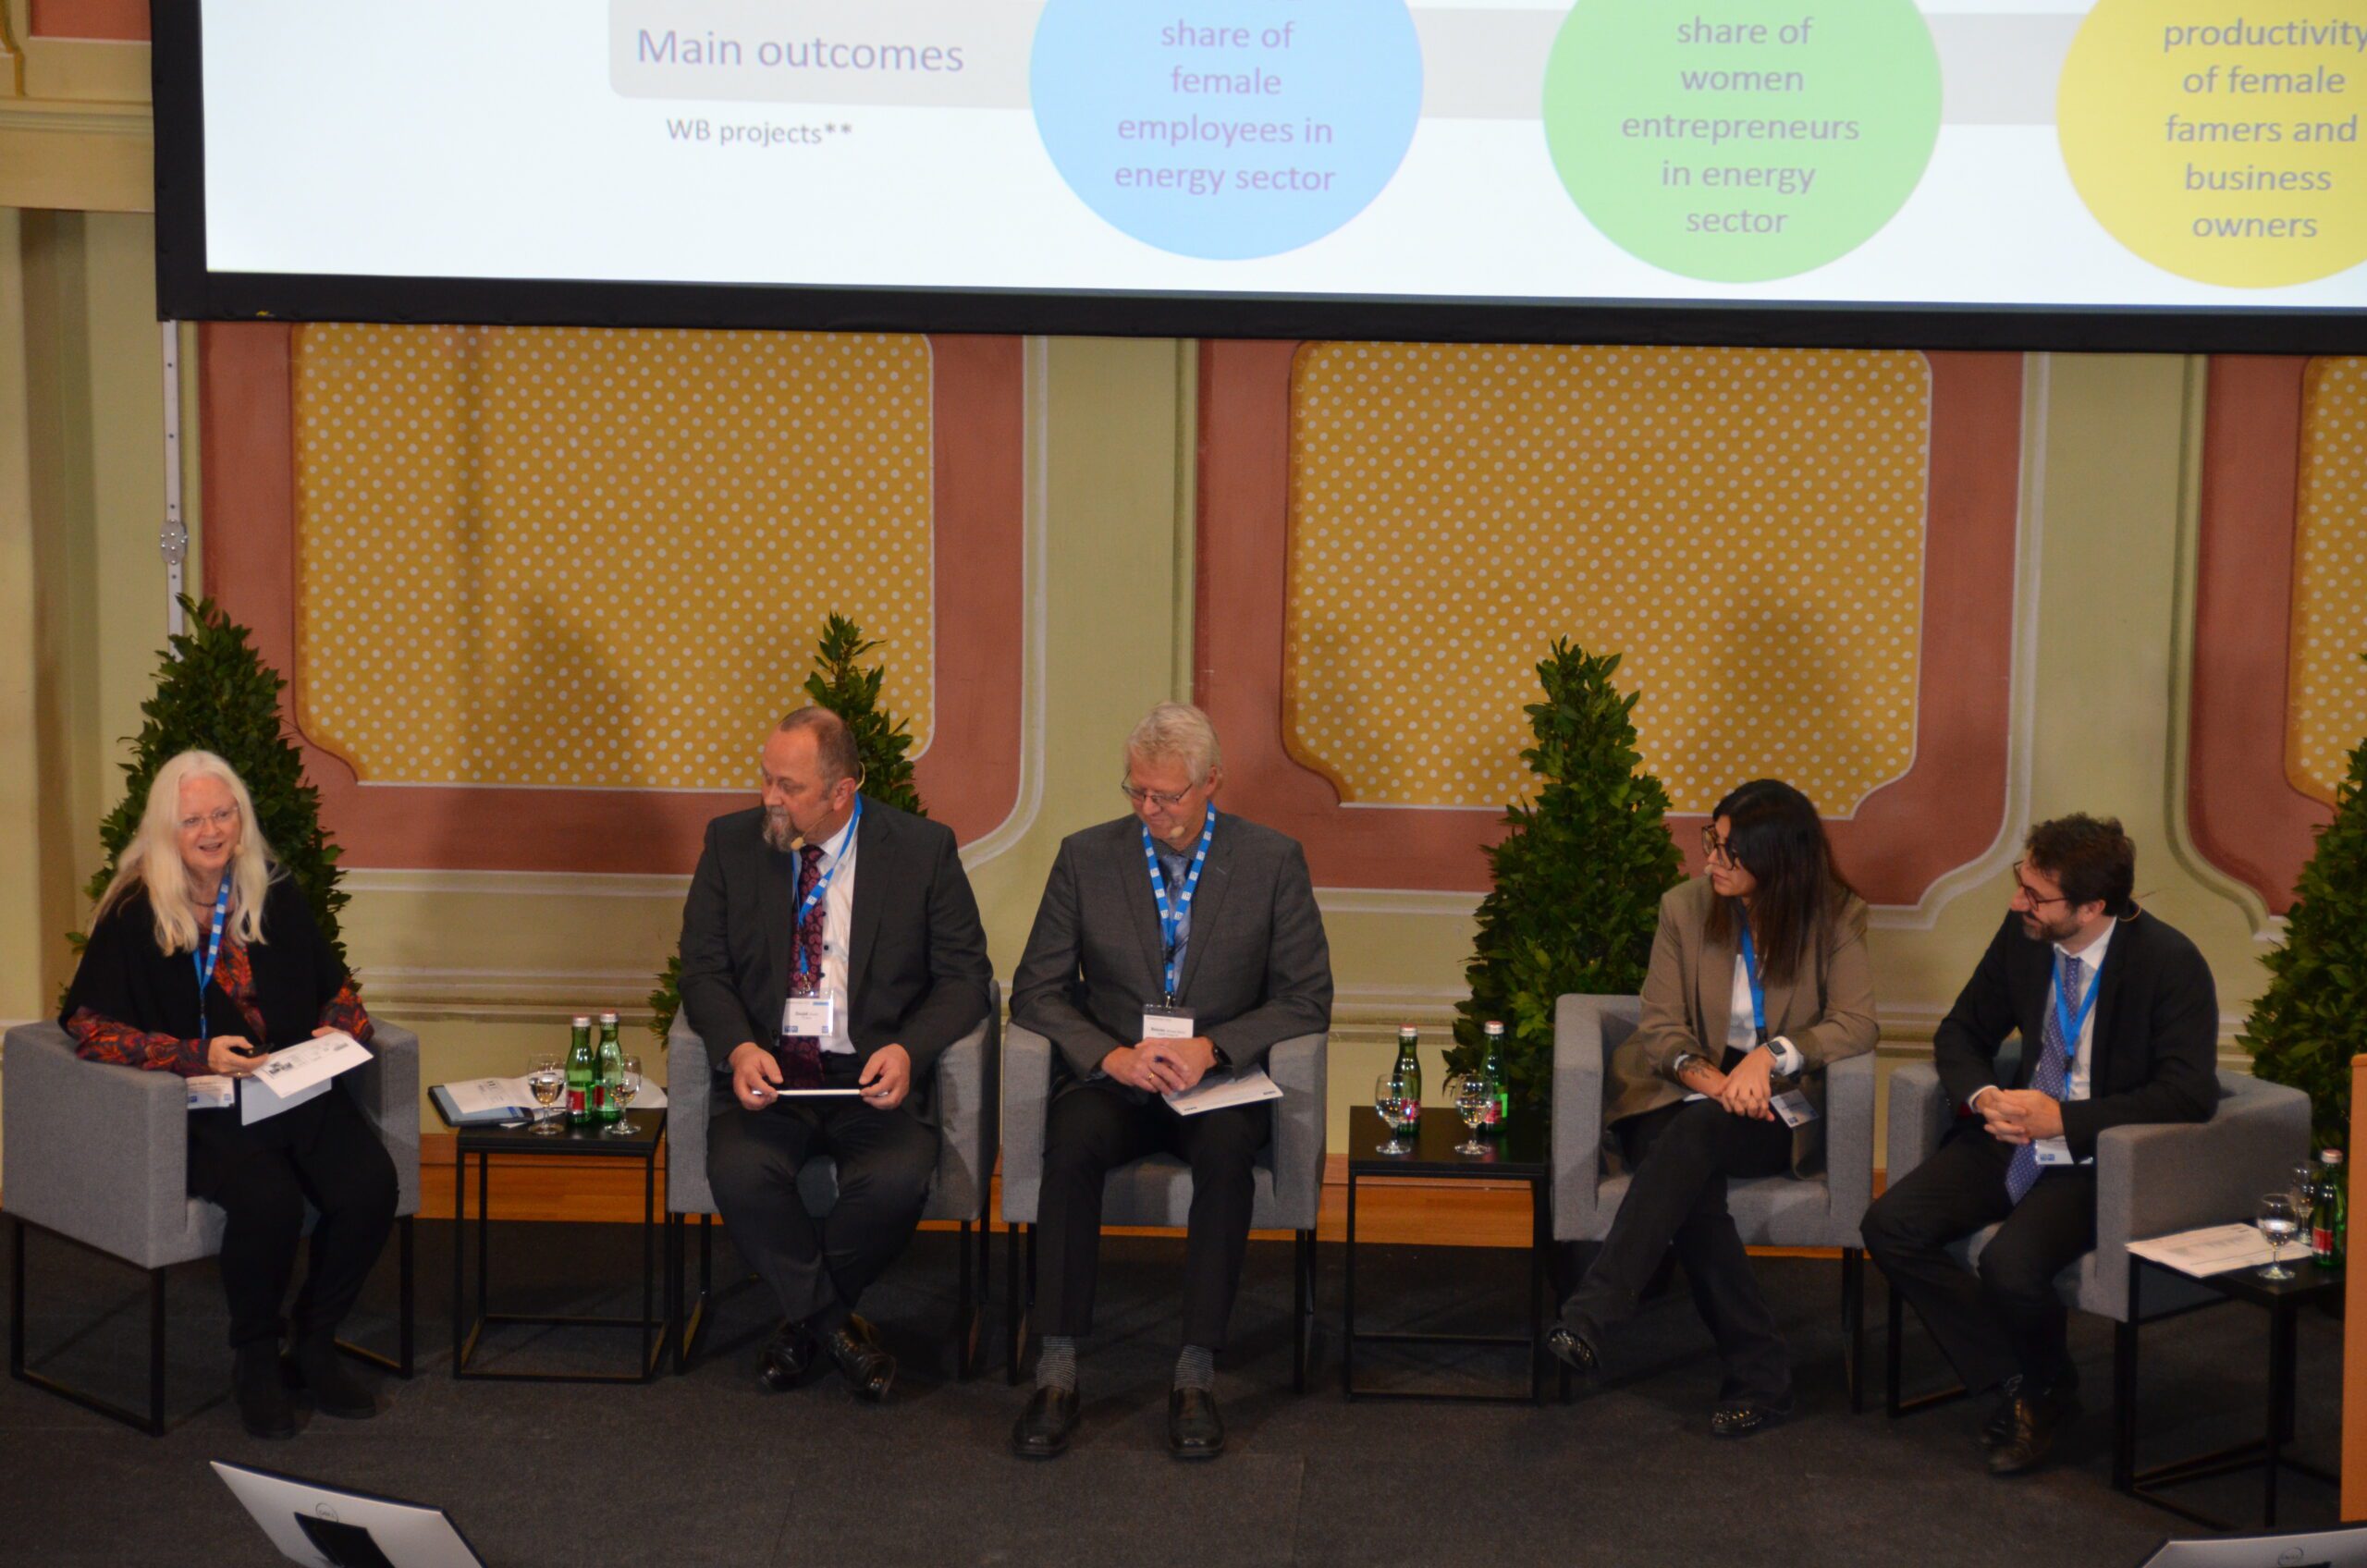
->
[[1008, 702, 1332, 1460], [1861, 815, 2219, 1476]]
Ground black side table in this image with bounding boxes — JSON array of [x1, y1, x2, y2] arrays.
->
[[1342, 1105, 1551, 1403], [443, 1109, 669, 1383], [2121, 1252, 2340, 1529]]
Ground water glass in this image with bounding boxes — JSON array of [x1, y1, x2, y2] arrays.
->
[[1373, 1071, 1417, 1156], [605, 1056, 644, 1134], [1450, 1072, 1495, 1158], [2257, 1192, 2302, 1281], [526, 1054, 565, 1135]]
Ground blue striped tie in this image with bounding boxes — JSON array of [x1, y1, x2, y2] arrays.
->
[[2005, 954, 2082, 1205]]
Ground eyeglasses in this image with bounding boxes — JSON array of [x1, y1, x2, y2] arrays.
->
[[1700, 826, 1737, 866], [2009, 862, 2071, 908], [1121, 782, 1197, 811], [177, 806, 239, 834]]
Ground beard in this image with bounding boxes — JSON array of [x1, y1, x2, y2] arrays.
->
[[762, 810, 799, 852]]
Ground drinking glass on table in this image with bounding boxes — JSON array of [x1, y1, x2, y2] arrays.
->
[[2257, 1192, 2303, 1281], [605, 1056, 643, 1134], [1449, 1072, 1496, 1158], [526, 1054, 565, 1135], [1374, 1069, 1418, 1156]]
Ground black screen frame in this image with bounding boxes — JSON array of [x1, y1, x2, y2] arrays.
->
[[150, 2, 2367, 354]]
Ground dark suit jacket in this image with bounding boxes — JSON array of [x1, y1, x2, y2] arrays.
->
[[1011, 810, 1332, 1090], [1933, 907, 2220, 1159], [676, 796, 992, 1125]]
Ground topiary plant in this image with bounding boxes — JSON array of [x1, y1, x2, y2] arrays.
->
[[1447, 641, 1685, 1116], [2243, 654, 2367, 1153], [647, 615, 926, 1039], [66, 595, 349, 984]]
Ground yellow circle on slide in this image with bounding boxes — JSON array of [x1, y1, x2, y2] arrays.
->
[[2057, 0, 2367, 288]]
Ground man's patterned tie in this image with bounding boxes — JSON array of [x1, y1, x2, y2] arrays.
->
[[777, 843, 827, 1090]]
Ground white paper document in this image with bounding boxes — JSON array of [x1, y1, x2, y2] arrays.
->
[[187, 1075, 235, 1111], [2125, 1223, 2280, 1277], [242, 1031, 371, 1125], [432, 1075, 536, 1125], [1164, 1068, 1283, 1118]]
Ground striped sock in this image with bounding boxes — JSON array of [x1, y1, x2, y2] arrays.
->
[[1174, 1343, 1215, 1392], [1036, 1335, 1077, 1392]]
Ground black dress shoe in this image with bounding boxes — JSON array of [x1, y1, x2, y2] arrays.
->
[[1168, 1387, 1225, 1459], [1012, 1386, 1079, 1458], [1987, 1388, 2076, 1476], [286, 1337, 377, 1420], [1980, 1376, 2026, 1448], [1545, 1324, 1600, 1378], [1710, 1392, 1797, 1439], [234, 1341, 297, 1440], [758, 1321, 817, 1393], [822, 1315, 895, 1403]]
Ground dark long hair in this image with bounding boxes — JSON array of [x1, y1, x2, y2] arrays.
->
[[1701, 779, 1854, 986]]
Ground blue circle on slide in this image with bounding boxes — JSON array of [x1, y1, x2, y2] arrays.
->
[[1030, 1, 1424, 261]]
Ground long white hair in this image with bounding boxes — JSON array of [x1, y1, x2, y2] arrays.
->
[[91, 750, 277, 954]]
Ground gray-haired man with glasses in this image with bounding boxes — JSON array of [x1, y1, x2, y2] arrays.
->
[[1009, 702, 1332, 1460]]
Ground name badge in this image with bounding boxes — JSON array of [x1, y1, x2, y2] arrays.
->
[[2034, 1138, 2074, 1167], [1141, 1004, 1196, 1041], [783, 993, 837, 1038], [1770, 1091, 1819, 1129]]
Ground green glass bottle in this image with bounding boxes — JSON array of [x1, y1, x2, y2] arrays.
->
[[1392, 1024, 1422, 1127], [596, 1011, 625, 1126], [2312, 1148, 2346, 1268], [565, 1015, 595, 1129], [1482, 1020, 1511, 1133]]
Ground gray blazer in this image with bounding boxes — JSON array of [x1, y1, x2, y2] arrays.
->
[[1011, 811, 1333, 1091]]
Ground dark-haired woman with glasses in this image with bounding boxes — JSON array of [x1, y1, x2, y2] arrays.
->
[[1547, 778, 1877, 1436]]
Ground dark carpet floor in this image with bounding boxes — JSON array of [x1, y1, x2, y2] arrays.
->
[[0, 1218, 2342, 1567]]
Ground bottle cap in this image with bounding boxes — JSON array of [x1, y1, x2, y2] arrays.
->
[[1398, 1023, 1417, 1036], [1484, 1020, 1505, 1035], [600, 1011, 620, 1023], [2324, 1149, 2344, 1165], [571, 1015, 591, 1026]]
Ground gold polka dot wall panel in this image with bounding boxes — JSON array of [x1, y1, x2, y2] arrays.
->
[[1282, 344, 1931, 816], [290, 325, 936, 790], [2287, 357, 2367, 807]]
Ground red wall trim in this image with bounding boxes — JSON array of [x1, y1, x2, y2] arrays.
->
[[1195, 341, 2021, 904], [2188, 356, 2329, 914], [199, 324, 1024, 872]]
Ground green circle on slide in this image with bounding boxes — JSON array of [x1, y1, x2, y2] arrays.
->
[[1542, 0, 1942, 283]]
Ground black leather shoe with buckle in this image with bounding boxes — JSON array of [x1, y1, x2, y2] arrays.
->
[[1168, 1387, 1226, 1459], [1012, 1386, 1080, 1458], [823, 1315, 896, 1403]]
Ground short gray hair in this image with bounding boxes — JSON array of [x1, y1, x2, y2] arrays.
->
[[1125, 702, 1221, 783]]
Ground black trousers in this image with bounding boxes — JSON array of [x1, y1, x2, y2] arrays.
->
[[1035, 1077, 1270, 1353], [1860, 1126, 2097, 1394], [186, 1085, 399, 1351], [705, 1064, 939, 1327], [1560, 1097, 1796, 1403]]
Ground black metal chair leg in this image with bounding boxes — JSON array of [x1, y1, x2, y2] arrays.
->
[[1885, 1279, 1905, 1416], [1293, 1229, 1311, 1393], [147, 1265, 166, 1437], [1843, 1246, 1864, 1415], [1005, 1222, 1024, 1387]]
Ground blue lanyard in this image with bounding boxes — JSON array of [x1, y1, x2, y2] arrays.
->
[[1143, 806, 1214, 1004], [1735, 909, 1768, 1045], [2051, 949, 2101, 1063], [792, 796, 861, 982], [191, 879, 231, 1047]]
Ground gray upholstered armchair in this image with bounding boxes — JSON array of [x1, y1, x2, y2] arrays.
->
[[3, 1018, 420, 1434], [663, 981, 999, 1379], [1882, 1060, 2310, 1483], [1552, 994, 1879, 1407], [998, 1024, 1326, 1390]]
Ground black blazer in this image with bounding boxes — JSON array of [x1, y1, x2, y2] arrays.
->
[[1933, 908, 2220, 1159], [676, 795, 992, 1123], [63, 877, 353, 1051]]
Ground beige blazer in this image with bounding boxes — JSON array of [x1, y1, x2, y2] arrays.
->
[[1605, 875, 1879, 1174]]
